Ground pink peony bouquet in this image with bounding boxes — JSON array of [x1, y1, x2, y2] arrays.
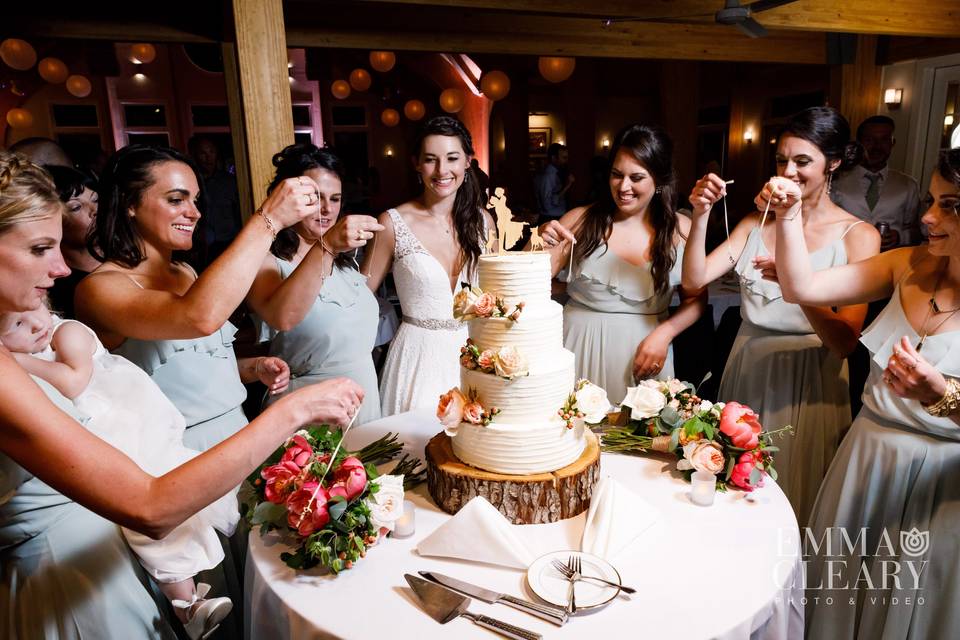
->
[[244, 426, 423, 572], [599, 379, 791, 491]]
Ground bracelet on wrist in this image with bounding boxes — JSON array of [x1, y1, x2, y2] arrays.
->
[[256, 207, 278, 240], [923, 377, 960, 417]]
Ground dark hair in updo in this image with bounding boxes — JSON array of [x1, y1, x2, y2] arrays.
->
[[413, 115, 485, 278], [266, 143, 351, 267], [575, 123, 680, 295], [90, 145, 200, 267], [778, 106, 861, 174]]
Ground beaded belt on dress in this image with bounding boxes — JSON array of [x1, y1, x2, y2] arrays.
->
[[402, 315, 463, 331]]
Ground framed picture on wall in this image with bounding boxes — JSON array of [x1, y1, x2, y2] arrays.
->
[[529, 127, 551, 156]]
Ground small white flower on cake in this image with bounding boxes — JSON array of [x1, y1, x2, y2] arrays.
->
[[574, 381, 610, 424]]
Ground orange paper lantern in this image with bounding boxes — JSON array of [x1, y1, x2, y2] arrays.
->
[[349, 68, 372, 92], [538, 57, 576, 83], [381, 108, 400, 127], [6, 108, 34, 129], [404, 99, 426, 121], [369, 51, 396, 73], [131, 43, 157, 64], [439, 88, 465, 114], [38, 57, 69, 84], [331, 80, 351, 100], [0, 39, 37, 71], [480, 70, 510, 101], [66, 75, 92, 98]]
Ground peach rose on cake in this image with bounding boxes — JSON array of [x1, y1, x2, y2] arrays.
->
[[463, 402, 484, 424], [477, 349, 496, 370], [494, 346, 529, 378], [453, 287, 480, 319], [437, 388, 468, 435], [473, 292, 496, 318]]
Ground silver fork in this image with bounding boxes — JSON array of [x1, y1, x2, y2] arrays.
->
[[567, 554, 578, 614], [551, 559, 637, 594]]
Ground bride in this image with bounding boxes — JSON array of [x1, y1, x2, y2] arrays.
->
[[362, 116, 494, 415]]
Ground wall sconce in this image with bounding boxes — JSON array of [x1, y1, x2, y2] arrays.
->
[[945, 114, 955, 127], [133, 73, 146, 81], [743, 128, 754, 143], [556, 138, 565, 146], [384, 146, 394, 157], [601, 137, 610, 149], [883, 88, 903, 107], [769, 137, 777, 145]]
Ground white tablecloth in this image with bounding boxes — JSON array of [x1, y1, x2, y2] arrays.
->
[[245, 411, 804, 640]]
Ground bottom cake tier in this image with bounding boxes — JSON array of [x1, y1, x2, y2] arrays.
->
[[426, 430, 600, 524], [450, 419, 587, 475]]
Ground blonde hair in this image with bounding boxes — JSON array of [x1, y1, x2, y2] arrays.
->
[[0, 150, 64, 235]]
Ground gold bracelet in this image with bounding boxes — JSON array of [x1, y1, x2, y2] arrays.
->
[[923, 377, 960, 417], [256, 207, 278, 240]]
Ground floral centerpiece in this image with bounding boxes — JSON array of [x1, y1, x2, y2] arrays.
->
[[244, 426, 423, 572], [598, 379, 792, 491]]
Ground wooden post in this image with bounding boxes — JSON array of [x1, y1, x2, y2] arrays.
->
[[224, 0, 294, 219], [840, 35, 883, 133]]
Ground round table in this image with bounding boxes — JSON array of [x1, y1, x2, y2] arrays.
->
[[245, 411, 803, 640]]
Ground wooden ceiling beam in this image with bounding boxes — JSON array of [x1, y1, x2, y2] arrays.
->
[[348, 0, 960, 38]]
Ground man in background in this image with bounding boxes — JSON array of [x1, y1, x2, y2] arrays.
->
[[534, 143, 574, 224], [832, 115, 921, 250], [188, 135, 242, 264]]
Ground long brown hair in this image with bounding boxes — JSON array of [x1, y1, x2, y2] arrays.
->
[[413, 116, 485, 277], [574, 124, 680, 294]]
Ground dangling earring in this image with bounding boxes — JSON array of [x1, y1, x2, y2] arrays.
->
[[417, 174, 423, 185], [655, 186, 662, 195], [826, 171, 833, 196]]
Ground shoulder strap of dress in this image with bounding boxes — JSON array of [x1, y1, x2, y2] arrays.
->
[[125, 274, 145, 289], [838, 219, 865, 240]]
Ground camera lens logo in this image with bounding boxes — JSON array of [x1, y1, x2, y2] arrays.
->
[[900, 527, 930, 557]]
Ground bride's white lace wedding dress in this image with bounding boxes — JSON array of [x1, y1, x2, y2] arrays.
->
[[379, 209, 476, 416]]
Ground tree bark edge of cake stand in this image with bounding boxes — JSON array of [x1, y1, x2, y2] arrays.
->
[[425, 431, 600, 525]]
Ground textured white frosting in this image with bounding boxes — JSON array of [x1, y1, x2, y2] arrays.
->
[[452, 420, 587, 475], [451, 252, 588, 475], [461, 351, 574, 423]]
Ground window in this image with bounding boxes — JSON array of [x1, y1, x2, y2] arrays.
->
[[52, 104, 98, 128], [127, 132, 171, 147], [191, 105, 230, 128], [331, 106, 366, 127], [123, 104, 166, 127]]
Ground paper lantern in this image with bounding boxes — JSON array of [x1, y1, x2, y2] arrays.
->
[[439, 88, 465, 114], [38, 58, 69, 84], [0, 39, 37, 71], [331, 80, 351, 100], [349, 68, 372, 92], [538, 57, 576, 83], [369, 51, 396, 73], [480, 70, 510, 101], [381, 108, 400, 127], [6, 108, 34, 129], [404, 99, 425, 121], [66, 75, 92, 98], [131, 43, 157, 64]]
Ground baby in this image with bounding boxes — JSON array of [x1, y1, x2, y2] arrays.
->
[[0, 304, 236, 640]]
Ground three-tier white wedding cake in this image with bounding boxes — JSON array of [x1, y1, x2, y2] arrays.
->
[[443, 252, 588, 475]]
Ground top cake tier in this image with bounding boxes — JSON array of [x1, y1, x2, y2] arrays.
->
[[478, 252, 552, 307]]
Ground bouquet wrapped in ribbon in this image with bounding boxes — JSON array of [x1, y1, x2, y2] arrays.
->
[[598, 379, 792, 491], [244, 426, 423, 572]]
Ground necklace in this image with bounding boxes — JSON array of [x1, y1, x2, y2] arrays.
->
[[916, 261, 960, 351]]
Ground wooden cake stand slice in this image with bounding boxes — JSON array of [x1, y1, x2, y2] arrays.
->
[[425, 430, 600, 524]]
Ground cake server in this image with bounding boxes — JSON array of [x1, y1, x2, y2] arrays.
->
[[404, 574, 542, 640], [419, 571, 568, 626]]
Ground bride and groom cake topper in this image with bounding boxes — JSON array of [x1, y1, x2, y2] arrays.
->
[[486, 187, 545, 253]]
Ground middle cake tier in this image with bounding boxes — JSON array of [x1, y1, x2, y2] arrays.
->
[[467, 300, 564, 370], [461, 349, 575, 423]]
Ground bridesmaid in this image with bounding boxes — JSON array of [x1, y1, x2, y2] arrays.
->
[[0, 150, 363, 638], [76, 145, 305, 451], [246, 144, 384, 423], [682, 107, 880, 526], [760, 149, 960, 639], [362, 116, 494, 415], [538, 124, 706, 404]]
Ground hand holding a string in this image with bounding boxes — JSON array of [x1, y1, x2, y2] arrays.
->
[[755, 176, 802, 218], [538, 219, 577, 248], [689, 173, 727, 217], [284, 377, 365, 427], [260, 175, 325, 229], [883, 336, 948, 404], [322, 214, 385, 253]]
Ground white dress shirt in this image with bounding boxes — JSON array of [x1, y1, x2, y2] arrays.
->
[[831, 165, 922, 245]]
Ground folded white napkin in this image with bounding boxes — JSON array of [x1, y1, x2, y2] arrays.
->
[[580, 475, 660, 561], [416, 497, 537, 569]]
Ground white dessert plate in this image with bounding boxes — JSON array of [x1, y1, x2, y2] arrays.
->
[[526, 550, 622, 612]]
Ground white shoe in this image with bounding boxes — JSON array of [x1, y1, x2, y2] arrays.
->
[[172, 583, 234, 640]]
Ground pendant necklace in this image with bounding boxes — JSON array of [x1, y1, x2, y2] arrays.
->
[[916, 261, 960, 351]]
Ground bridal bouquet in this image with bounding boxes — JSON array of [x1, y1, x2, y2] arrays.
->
[[598, 379, 791, 491], [244, 426, 423, 572]]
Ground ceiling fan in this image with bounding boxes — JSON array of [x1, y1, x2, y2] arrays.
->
[[603, 0, 800, 39]]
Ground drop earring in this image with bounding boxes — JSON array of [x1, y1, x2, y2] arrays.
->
[[826, 171, 834, 196]]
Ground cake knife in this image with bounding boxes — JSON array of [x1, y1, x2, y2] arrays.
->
[[419, 571, 568, 626]]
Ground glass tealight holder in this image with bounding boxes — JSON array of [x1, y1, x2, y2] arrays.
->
[[392, 500, 416, 538], [690, 471, 717, 507]]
